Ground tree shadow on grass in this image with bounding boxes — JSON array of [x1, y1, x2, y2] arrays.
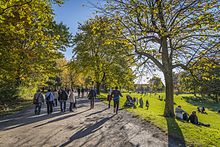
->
[[166, 117, 186, 147], [60, 114, 115, 147], [182, 96, 220, 112]]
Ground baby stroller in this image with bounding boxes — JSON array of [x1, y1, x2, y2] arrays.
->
[[124, 95, 134, 108]]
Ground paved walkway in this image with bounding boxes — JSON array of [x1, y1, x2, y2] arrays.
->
[[0, 98, 180, 147]]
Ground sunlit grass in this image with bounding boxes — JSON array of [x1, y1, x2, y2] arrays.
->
[[0, 99, 32, 117], [98, 93, 220, 146]]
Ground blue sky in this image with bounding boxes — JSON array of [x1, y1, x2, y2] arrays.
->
[[53, 0, 101, 60]]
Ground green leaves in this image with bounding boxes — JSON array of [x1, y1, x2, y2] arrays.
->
[[0, 0, 71, 100], [71, 16, 135, 89]]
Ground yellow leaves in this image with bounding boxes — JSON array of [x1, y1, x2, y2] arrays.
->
[[202, 76, 210, 81]]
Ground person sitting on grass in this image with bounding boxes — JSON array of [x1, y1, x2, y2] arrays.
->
[[175, 106, 188, 120], [145, 99, 149, 110], [133, 97, 136, 104], [136, 97, 138, 105], [158, 95, 163, 101], [218, 110, 220, 114], [188, 111, 210, 127], [197, 106, 207, 114]]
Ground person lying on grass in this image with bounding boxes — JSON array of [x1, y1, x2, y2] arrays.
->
[[197, 106, 208, 114], [187, 111, 210, 127], [175, 106, 188, 120]]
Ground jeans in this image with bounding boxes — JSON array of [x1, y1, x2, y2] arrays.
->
[[35, 103, 42, 115], [69, 102, 73, 111], [60, 100, 66, 112], [54, 99, 58, 107], [114, 100, 119, 114], [108, 100, 111, 108], [73, 100, 76, 108], [90, 97, 95, 109], [46, 101, 53, 114]]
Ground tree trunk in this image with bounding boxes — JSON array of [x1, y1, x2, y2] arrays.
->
[[96, 82, 100, 95], [161, 37, 175, 117], [163, 69, 175, 117]]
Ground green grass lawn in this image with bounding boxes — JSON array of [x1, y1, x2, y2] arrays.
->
[[98, 93, 220, 146], [0, 99, 32, 117]]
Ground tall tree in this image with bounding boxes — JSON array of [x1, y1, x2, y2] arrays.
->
[[72, 16, 135, 94], [148, 76, 164, 93], [100, 0, 220, 117], [0, 0, 71, 104]]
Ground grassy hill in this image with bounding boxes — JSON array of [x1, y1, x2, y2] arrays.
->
[[99, 93, 220, 146]]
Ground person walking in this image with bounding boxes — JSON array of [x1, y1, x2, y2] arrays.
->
[[45, 89, 54, 114], [81, 87, 85, 98], [33, 89, 44, 115], [69, 89, 76, 112], [77, 87, 81, 98], [107, 92, 112, 109], [53, 89, 59, 107], [60, 88, 68, 112], [88, 88, 96, 109], [111, 86, 123, 114]]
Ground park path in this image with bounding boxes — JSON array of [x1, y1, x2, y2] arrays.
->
[[0, 98, 180, 147]]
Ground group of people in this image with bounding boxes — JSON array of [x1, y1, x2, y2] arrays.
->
[[107, 89, 150, 114], [77, 87, 88, 98], [197, 106, 207, 114], [106, 87, 123, 114], [175, 106, 210, 127], [33, 88, 77, 115], [123, 95, 149, 109]]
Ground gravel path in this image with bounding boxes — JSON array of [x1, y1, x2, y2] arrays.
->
[[0, 98, 182, 147]]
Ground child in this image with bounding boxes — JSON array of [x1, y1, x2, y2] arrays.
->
[[146, 99, 149, 110], [107, 92, 112, 109]]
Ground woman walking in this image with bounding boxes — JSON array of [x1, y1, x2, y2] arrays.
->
[[69, 89, 76, 112]]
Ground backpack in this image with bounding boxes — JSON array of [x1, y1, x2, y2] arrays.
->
[[61, 91, 68, 100], [33, 93, 41, 104], [88, 90, 96, 99], [46, 93, 51, 102]]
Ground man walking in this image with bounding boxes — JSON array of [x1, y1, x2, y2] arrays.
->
[[33, 89, 44, 115], [111, 86, 123, 114], [60, 88, 68, 112], [45, 89, 54, 114], [88, 88, 96, 109]]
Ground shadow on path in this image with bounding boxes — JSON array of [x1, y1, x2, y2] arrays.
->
[[85, 108, 108, 117], [0, 98, 92, 131], [0, 110, 63, 131], [60, 114, 115, 147], [34, 109, 90, 128], [166, 117, 186, 147]]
